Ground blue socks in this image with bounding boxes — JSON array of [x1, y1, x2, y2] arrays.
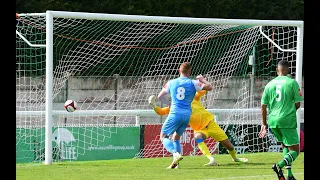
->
[[195, 138, 204, 144], [173, 140, 181, 153], [162, 137, 176, 154]]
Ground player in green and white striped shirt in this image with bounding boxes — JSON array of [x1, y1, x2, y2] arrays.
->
[[258, 60, 303, 180]]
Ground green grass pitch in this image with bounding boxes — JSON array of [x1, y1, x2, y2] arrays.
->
[[16, 152, 304, 180]]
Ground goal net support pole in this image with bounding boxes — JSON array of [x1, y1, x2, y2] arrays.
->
[[45, 11, 54, 165], [295, 26, 303, 143]]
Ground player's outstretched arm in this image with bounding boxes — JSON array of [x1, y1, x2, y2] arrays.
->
[[155, 107, 170, 116], [148, 95, 170, 115], [157, 81, 172, 105], [196, 75, 213, 91]]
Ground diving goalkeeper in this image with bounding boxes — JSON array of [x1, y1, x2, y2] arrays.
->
[[148, 78, 248, 166]]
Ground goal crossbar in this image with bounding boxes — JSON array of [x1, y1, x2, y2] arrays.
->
[[21, 11, 303, 27]]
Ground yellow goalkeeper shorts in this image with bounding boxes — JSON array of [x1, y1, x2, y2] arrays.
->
[[194, 119, 228, 142]]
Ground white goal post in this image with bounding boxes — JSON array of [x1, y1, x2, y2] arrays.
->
[[16, 10, 304, 165]]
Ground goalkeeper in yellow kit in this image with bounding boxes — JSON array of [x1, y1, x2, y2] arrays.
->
[[149, 85, 248, 166]]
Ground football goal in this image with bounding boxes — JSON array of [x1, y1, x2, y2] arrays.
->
[[16, 11, 304, 165]]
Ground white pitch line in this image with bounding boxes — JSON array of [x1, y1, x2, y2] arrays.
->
[[202, 172, 304, 180]]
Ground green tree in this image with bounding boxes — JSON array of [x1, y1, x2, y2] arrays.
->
[[16, 0, 304, 20]]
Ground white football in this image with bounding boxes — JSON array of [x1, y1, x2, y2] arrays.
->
[[64, 100, 77, 112]]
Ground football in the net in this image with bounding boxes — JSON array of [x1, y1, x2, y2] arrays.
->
[[64, 100, 77, 112]]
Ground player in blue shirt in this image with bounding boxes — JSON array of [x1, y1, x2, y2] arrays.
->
[[157, 62, 213, 169]]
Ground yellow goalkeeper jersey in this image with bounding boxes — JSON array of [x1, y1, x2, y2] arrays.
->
[[189, 90, 212, 130], [154, 90, 213, 131]]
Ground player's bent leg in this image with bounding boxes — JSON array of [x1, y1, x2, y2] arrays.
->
[[280, 144, 299, 179], [277, 129, 300, 178], [205, 119, 247, 163], [162, 137, 181, 169], [167, 133, 183, 169], [194, 132, 218, 166], [218, 138, 248, 163], [219, 139, 239, 162], [166, 115, 189, 169], [160, 116, 179, 155]]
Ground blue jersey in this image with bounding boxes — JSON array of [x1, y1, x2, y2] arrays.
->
[[162, 76, 204, 115], [160, 76, 204, 136]]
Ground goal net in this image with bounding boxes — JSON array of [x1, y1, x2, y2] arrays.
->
[[16, 11, 304, 164]]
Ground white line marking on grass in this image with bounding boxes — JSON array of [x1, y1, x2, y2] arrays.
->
[[202, 172, 304, 180], [16, 164, 43, 168]]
